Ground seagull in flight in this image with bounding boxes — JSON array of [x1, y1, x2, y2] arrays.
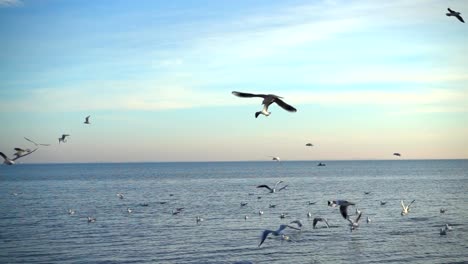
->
[[348, 210, 363, 231], [24, 137, 50, 146], [13, 147, 32, 158], [257, 181, 288, 193], [269, 156, 281, 162], [258, 223, 301, 247], [1, 148, 38, 165], [393, 153, 401, 157], [84, 115, 91, 124], [447, 8, 465, 23], [401, 200, 415, 216], [232, 91, 297, 118], [58, 134, 70, 143], [313, 217, 330, 229], [305, 143, 313, 147], [328, 200, 355, 219]]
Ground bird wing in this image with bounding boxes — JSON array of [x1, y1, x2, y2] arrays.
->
[[259, 230, 273, 247], [400, 200, 406, 210], [323, 218, 330, 228], [11, 148, 38, 161], [232, 91, 267, 98], [274, 98, 297, 112], [278, 185, 288, 192], [355, 212, 363, 223], [274, 180, 284, 189], [289, 220, 303, 228], [24, 137, 38, 146], [285, 224, 301, 231], [0, 152, 9, 160], [448, 8, 453, 12], [456, 14, 465, 23], [257, 185, 273, 192], [339, 205, 349, 219], [312, 218, 319, 228], [407, 199, 416, 209], [14, 148, 25, 152]]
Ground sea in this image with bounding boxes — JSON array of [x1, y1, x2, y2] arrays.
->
[[0, 160, 467, 264]]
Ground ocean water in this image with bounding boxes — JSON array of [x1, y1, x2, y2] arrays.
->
[[0, 160, 467, 264]]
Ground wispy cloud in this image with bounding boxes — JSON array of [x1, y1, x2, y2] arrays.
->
[[0, 0, 23, 7]]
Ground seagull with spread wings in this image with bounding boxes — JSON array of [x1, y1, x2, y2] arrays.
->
[[257, 180, 288, 193], [232, 91, 297, 118], [446, 8, 465, 23], [1, 148, 38, 165], [258, 223, 301, 247], [401, 200, 415, 216]]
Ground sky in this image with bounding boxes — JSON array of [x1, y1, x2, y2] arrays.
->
[[0, 0, 467, 163]]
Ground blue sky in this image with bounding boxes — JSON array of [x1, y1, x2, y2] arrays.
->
[[1, 0, 467, 163]]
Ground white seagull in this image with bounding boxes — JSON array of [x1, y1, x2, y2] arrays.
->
[[117, 193, 124, 199], [68, 209, 75, 215], [232, 91, 297, 118], [127, 208, 132, 214], [348, 210, 363, 231], [84, 115, 91, 124], [401, 200, 415, 216], [313, 217, 330, 229], [257, 181, 288, 193], [1, 148, 38, 165], [58, 134, 70, 143], [87, 217, 96, 223], [446, 8, 465, 23], [258, 224, 301, 247], [196, 216, 204, 224]]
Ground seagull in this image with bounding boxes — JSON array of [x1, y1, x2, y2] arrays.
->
[[269, 204, 276, 208], [364, 192, 371, 195], [280, 213, 287, 219], [58, 134, 70, 143], [440, 208, 447, 214], [244, 215, 249, 221], [68, 209, 75, 215], [328, 200, 355, 219], [366, 216, 371, 223], [24, 137, 50, 146], [307, 201, 317, 205], [84, 115, 91, 124], [305, 143, 313, 147], [440, 227, 447, 235], [1, 148, 38, 165], [240, 202, 248, 207], [139, 203, 149, 207], [232, 91, 297, 118], [117, 193, 124, 199], [87, 217, 96, 223], [257, 181, 288, 193], [127, 208, 132, 214], [172, 209, 183, 215], [269, 156, 281, 162], [380, 201, 387, 205], [258, 210, 264, 216], [445, 224, 453, 231], [307, 212, 312, 218], [196, 216, 204, 224], [313, 217, 330, 229], [401, 200, 415, 216], [393, 153, 401, 157], [258, 224, 301, 247], [348, 210, 363, 231], [446, 8, 465, 23]]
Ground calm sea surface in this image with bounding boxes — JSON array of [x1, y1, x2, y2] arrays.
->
[[0, 160, 467, 264]]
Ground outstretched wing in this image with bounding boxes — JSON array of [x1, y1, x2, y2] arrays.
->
[[322, 218, 330, 228], [258, 230, 272, 247], [339, 205, 349, 219], [456, 14, 465, 23], [278, 185, 288, 192], [274, 180, 284, 189], [274, 98, 297, 112], [0, 152, 8, 160], [407, 199, 416, 209], [232, 91, 267, 98], [448, 8, 454, 13], [24, 137, 38, 146], [257, 185, 273, 192], [12, 148, 38, 161], [355, 211, 362, 223], [400, 200, 406, 210], [289, 220, 303, 228]]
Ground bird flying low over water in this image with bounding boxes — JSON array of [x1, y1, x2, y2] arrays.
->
[[58, 134, 70, 143], [257, 181, 288, 193], [328, 200, 355, 219], [258, 224, 301, 247], [269, 156, 281, 162], [1, 148, 38, 165], [231, 91, 297, 118], [305, 143, 313, 147], [447, 8, 465, 23], [393, 153, 401, 157], [84, 115, 91, 124], [401, 200, 415, 216]]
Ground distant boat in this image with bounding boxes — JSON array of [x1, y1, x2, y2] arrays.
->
[[317, 162, 326, 166]]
